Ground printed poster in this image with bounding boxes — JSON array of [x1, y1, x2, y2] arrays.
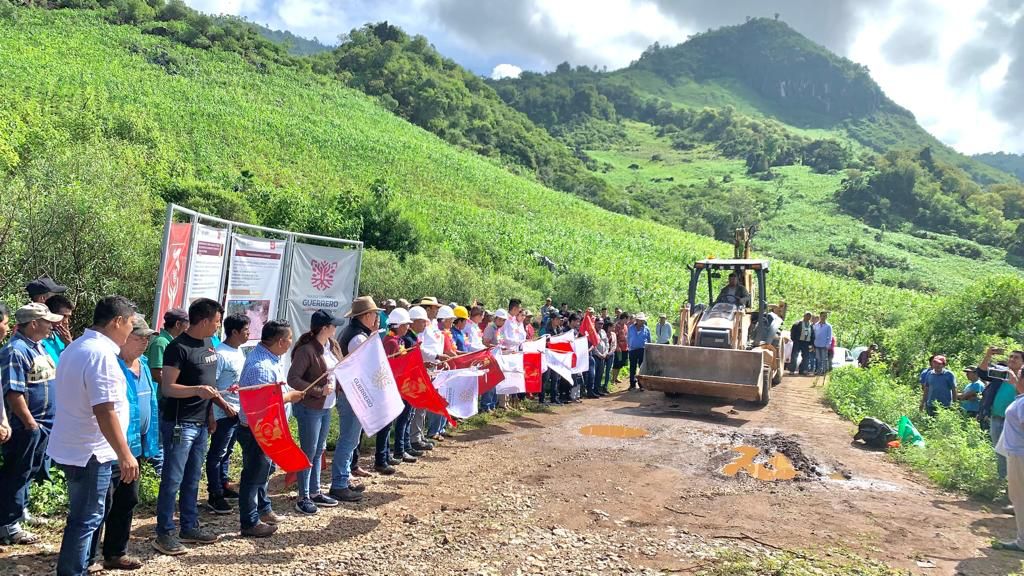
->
[[285, 242, 361, 338], [184, 224, 228, 305], [155, 222, 192, 329], [225, 234, 286, 345]]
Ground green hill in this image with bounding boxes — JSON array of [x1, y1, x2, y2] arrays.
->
[[974, 152, 1024, 182], [490, 18, 1024, 292], [0, 5, 925, 347], [237, 19, 331, 55]]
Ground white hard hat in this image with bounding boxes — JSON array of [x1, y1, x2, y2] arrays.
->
[[408, 306, 429, 321], [387, 307, 411, 325], [494, 308, 509, 320], [437, 305, 456, 320]]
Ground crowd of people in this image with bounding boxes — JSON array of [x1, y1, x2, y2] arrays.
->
[[0, 276, 669, 575]]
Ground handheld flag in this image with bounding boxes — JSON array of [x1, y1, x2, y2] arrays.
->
[[580, 312, 599, 347], [523, 352, 543, 393], [495, 353, 526, 395], [389, 345, 455, 426], [239, 384, 311, 473], [333, 337, 405, 436], [571, 337, 590, 375], [447, 347, 505, 394], [433, 369, 482, 419]]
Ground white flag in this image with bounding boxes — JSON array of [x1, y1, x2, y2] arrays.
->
[[433, 369, 482, 419], [333, 337, 405, 435], [494, 353, 526, 395], [571, 337, 590, 375], [522, 338, 548, 372], [545, 349, 574, 383]]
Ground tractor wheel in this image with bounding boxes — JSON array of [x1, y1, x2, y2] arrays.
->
[[759, 368, 772, 406]]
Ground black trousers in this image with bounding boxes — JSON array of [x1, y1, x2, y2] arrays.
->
[[90, 464, 139, 562], [628, 348, 646, 388]]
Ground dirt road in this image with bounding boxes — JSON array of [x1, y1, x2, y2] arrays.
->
[[3, 375, 1023, 575]]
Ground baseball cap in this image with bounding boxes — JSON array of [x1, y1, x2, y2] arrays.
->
[[494, 309, 509, 320], [311, 309, 344, 329], [397, 298, 411, 309], [964, 365, 979, 373], [15, 303, 63, 324], [131, 314, 157, 337], [933, 355, 947, 365], [26, 275, 67, 298], [163, 308, 189, 326], [384, 299, 396, 307]]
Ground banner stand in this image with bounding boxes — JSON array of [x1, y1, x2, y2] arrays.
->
[[152, 204, 363, 342]]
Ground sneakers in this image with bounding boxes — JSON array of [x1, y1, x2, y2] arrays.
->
[[241, 522, 277, 539], [328, 487, 364, 502], [411, 441, 433, 451], [103, 555, 143, 570], [179, 527, 219, 544], [374, 464, 396, 475], [294, 498, 318, 515], [0, 529, 39, 545], [221, 485, 240, 499], [206, 497, 233, 514], [400, 452, 418, 463], [259, 510, 282, 525], [311, 494, 339, 508], [387, 456, 402, 466], [152, 533, 187, 556], [406, 448, 424, 457]]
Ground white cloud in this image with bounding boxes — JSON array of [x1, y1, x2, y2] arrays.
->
[[490, 63, 523, 79]]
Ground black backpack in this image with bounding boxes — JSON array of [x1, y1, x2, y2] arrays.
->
[[853, 417, 897, 449]]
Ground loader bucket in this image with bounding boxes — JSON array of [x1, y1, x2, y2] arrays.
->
[[638, 344, 766, 402]]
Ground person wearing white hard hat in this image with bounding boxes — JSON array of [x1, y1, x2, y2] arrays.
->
[[427, 306, 459, 441], [408, 301, 446, 452], [382, 309, 418, 464]]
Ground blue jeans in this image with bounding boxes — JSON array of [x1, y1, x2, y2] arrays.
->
[[427, 412, 447, 437], [56, 456, 112, 576], [375, 421, 393, 466], [293, 403, 331, 498], [594, 357, 607, 392], [603, 355, 613, 388], [814, 347, 830, 375], [992, 416, 1008, 481], [156, 420, 207, 536], [330, 392, 364, 491], [585, 355, 597, 395], [479, 388, 497, 411], [0, 425, 48, 536], [236, 427, 272, 529], [392, 402, 412, 456], [204, 416, 238, 498]]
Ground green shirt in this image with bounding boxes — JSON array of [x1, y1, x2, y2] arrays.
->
[[145, 329, 174, 370], [993, 380, 1018, 418]]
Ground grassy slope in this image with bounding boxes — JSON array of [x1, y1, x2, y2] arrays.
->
[[0, 9, 925, 344], [586, 121, 1019, 293]]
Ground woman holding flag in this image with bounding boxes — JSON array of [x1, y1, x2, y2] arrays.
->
[[287, 310, 345, 516]]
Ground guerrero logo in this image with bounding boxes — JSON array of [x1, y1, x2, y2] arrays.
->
[[310, 258, 339, 291]]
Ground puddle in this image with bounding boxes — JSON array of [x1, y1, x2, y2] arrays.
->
[[721, 445, 798, 481], [579, 424, 648, 439]]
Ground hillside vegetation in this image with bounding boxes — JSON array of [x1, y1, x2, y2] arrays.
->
[[0, 6, 925, 349]]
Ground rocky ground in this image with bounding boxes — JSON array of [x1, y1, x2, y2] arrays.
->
[[2, 375, 1023, 575]]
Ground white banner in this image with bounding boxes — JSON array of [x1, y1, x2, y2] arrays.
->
[[224, 234, 286, 345], [285, 242, 362, 338], [545, 349, 574, 383], [333, 338, 405, 435], [433, 369, 482, 419], [571, 337, 590, 375], [184, 224, 228, 305], [522, 338, 548, 372]]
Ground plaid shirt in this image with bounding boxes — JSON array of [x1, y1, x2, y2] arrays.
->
[[238, 343, 286, 427]]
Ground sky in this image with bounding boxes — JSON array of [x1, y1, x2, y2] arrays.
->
[[184, 0, 1024, 154]]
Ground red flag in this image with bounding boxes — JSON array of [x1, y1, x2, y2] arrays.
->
[[388, 346, 456, 426], [524, 352, 543, 394], [239, 384, 311, 473], [580, 313, 599, 347], [447, 348, 505, 394], [547, 339, 577, 368]]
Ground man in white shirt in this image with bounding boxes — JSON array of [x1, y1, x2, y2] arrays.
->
[[408, 299, 447, 451], [205, 313, 248, 514], [655, 314, 673, 345], [499, 299, 526, 351], [49, 296, 139, 576]]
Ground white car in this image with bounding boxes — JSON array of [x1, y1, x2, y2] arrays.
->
[[832, 346, 858, 369]]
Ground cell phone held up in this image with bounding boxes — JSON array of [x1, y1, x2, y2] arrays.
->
[[989, 366, 1010, 381]]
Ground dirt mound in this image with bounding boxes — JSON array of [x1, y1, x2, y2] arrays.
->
[[710, 432, 825, 481]]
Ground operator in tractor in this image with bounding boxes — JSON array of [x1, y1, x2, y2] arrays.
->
[[715, 272, 751, 308]]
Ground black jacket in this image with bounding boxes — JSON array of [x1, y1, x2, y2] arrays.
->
[[789, 321, 815, 344]]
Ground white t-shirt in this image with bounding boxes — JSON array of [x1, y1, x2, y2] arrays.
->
[[322, 348, 339, 410], [47, 329, 129, 467]]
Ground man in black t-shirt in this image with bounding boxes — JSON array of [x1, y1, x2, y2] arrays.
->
[[153, 298, 232, 556]]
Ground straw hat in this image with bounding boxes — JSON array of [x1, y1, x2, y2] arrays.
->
[[417, 296, 441, 307]]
